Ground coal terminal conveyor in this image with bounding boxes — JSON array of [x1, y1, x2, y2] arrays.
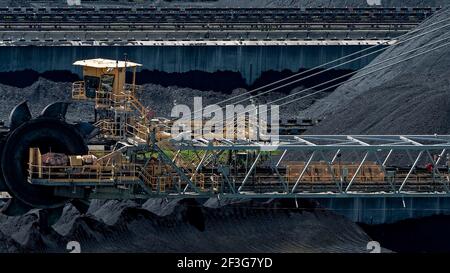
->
[[0, 6, 439, 46], [0, 58, 449, 221]]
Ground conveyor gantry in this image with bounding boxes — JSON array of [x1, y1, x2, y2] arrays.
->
[[27, 135, 450, 200]]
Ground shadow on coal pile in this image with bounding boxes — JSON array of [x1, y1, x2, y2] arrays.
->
[[0, 199, 374, 253], [360, 215, 450, 253]]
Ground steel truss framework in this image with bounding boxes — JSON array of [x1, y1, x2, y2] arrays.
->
[[156, 135, 450, 197], [32, 135, 450, 200], [172, 135, 450, 151]]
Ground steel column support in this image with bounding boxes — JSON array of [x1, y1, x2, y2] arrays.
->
[[291, 151, 316, 193], [172, 149, 180, 163], [435, 149, 446, 165], [270, 151, 289, 193], [426, 149, 449, 192], [319, 151, 341, 192], [276, 149, 287, 167], [238, 152, 261, 192], [153, 143, 200, 193], [399, 151, 424, 192], [382, 149, 393, 166], [331, 149, 341, 164], [345, 151, 369, 193], [184, 151, 209, 193], [373, 151, 395, 191]]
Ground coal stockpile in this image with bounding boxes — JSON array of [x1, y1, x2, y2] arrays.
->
[[302, 7, 450, 135], [0, 79, 95, 123], [0, 199, 376, 253], [0, 78, 325, 123]]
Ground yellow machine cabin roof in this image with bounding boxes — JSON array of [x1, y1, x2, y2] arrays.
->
[[73, 58, 142, 68]]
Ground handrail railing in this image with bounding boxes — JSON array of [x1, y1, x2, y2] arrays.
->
[[71, 81, 85, 100], [126, 120, 150, 142], [75, 81, 153, 143], [28, 161, 140, 183], [95, 89, 112, 108], [94, 118, 149, 142]]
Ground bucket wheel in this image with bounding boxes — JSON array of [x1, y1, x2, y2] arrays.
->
[[0, 101, 95, 221]]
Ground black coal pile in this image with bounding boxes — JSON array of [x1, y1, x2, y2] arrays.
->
[[0, 210, 65, 252], [0, 79, 321, 123], [0, 79, 95, 123], [137, 83, 322, 119], [0, 199, 376, 253], [302, 8, 450, 135]]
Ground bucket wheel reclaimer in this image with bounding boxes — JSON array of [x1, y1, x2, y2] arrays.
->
[[0, 101, 95, 221]]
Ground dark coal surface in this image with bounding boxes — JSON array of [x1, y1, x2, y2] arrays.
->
[[0, 79, 95, 124], [137, 84, 323, 120], [0, 78, 324, 123], [361, 214, 450, 253], [0, 199, 376, 253], [302, 7, 450, 135]]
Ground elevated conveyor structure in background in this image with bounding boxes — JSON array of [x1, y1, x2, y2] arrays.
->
[[0, 7, 439, 46]]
